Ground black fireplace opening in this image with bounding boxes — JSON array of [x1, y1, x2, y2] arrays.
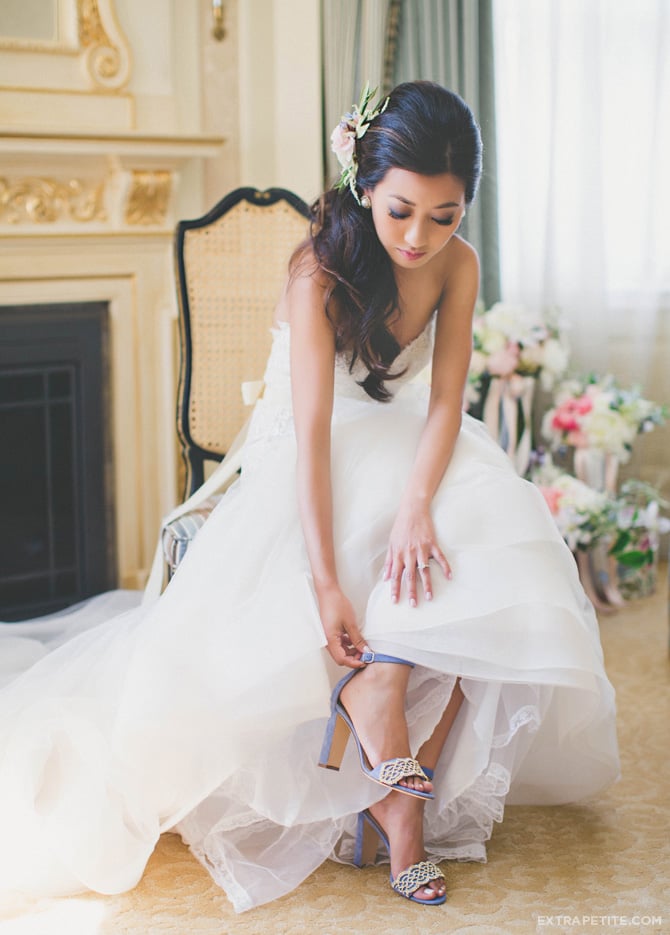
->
[[0, 302, 116, 621]]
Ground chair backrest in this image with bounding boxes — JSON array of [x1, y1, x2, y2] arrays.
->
[[174, 187, 310, 498]]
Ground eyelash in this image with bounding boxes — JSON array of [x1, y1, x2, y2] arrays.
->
[[388, 208, 455, 226]]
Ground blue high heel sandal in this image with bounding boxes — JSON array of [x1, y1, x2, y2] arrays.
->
[[354, 808, 447, 905], [318, 651, 434, 800]]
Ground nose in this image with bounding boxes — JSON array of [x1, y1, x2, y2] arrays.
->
[[404, 218, 427, 249]]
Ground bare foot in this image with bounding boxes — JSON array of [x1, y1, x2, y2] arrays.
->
[[369, 791, 446, 901], [339, 662, 433, 794]]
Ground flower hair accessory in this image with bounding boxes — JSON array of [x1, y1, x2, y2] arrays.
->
[[330, 82, 389, 204]]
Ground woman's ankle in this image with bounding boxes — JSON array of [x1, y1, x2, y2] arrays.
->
[[339, 666, 413, 767]]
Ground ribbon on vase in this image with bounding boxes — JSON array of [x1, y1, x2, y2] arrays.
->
[[482, 374, 536, 475]]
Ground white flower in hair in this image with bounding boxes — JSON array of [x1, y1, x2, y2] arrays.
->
[[331, 82, 389, 204]]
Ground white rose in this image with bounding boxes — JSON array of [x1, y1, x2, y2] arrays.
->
[[519, 344, 544, 370], [469, 349, 488, 377], [540, 339, 570, 389], [481, 328, 507, 354]]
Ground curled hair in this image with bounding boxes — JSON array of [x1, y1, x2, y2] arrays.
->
[[299, 81, 483, 401]]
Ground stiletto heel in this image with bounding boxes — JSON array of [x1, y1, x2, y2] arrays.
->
[[354, 809, 446, 905], [318, 651, 434, 800]]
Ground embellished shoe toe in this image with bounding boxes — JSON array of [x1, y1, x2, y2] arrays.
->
[[317, 652, 434, 800], [354, 809, 446, 905]]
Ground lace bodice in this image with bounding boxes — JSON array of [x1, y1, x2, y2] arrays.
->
[[262, 318, 434, 403], [242, 319, 434, 468]]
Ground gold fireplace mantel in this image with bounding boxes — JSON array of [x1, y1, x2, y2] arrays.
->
[[0, 131, 224, 232], [0, 2, 227, 589], [0, 130, 225, 588]]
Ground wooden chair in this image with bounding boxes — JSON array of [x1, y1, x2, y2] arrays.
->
[[162, 187, 310, 577]]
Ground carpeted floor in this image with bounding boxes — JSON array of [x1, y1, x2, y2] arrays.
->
[[1, 571, 668, 935]]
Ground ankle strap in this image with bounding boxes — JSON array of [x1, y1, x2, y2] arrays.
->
[[360, 652, 415, 668]]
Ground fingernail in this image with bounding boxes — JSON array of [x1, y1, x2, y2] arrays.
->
[[410, 598, 417, 608], [391, 595, 398, 604], [426, 591, 432, 601], [447, 570, 453, 579]]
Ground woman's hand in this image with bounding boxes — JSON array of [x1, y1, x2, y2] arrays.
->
[[383, 500, 451, 606], [317, 585, 370, 668]]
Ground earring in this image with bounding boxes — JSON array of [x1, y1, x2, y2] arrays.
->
[[360, 194, 371, 209]]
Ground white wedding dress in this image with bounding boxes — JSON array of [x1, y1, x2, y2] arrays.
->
[[0, 320, 619, 912]]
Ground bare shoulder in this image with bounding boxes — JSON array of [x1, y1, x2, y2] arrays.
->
[[275, 243, 334, 332], [443, 234, 480, 284], [435, 234, 480, 310]]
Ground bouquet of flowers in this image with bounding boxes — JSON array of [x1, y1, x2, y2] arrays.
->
[[531, 457, 618, 551], [542, 375, 667, 462], [468, 302, 569, 404]]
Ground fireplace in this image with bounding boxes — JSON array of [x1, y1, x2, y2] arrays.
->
[[0, 302, 116, 620]]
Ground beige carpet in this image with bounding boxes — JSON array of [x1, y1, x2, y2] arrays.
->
[[1, 572, 668, 935]]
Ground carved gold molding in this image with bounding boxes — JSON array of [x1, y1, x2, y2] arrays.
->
[[124, 171, 172, 226], [77, 0, 131, 90], [0, 176, 106, 224], [0, 0, 132, 91]]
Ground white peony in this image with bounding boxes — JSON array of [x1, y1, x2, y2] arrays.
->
[[581, 396, 637, 459], [484, 302, 545, 346], [519, 344, 545, 370], [539, 339, 570, 390]]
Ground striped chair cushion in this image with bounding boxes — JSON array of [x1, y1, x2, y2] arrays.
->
[[161, 495, 223, 577]]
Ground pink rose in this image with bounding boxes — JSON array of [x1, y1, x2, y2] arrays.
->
[[552, 407, 579, 432], [551, 395, 594, 433], [566, 429, 589, 447], [487, 341, 520, 377], [330, 122, 355, 168], [538, 485, 563, 515], [575, 394, 594, 415]]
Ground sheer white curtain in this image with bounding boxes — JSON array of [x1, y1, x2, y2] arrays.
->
[[494, 0, 669, 347], [322, 0, 390, 184], [493, 0, 670, 490]]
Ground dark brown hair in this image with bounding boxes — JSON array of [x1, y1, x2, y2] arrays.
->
[[299, 81, 482, 401]]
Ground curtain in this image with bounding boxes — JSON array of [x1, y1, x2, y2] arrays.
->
[[392, 0, 501, 306], [494, 0, 670, 494], [321, 0, 392, 186]]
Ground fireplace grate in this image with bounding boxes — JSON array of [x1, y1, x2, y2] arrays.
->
[[0, 303, 116, 620]]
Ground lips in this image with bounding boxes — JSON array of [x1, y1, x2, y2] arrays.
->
[[398, 248, 427, 261]]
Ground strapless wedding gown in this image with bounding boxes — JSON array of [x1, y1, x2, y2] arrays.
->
[[0, 321, 619, 912]]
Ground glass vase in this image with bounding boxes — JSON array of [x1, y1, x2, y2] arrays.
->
[[573, 447, 625, 609], [616, 527, 659, 599]]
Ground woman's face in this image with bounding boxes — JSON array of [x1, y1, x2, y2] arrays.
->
[[365, 168, 466, 271]]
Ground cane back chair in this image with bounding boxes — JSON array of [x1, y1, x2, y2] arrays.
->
[[174, 186, 310, 496], [163, 187, 310, 577]]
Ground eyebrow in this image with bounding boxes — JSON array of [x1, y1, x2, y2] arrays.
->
[[389, 194, 460, 209]]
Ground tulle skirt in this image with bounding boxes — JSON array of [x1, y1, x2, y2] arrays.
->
[[0, 384, 619, 912]]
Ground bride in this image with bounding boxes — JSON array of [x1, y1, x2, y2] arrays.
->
[[0, 80, 619, 912]]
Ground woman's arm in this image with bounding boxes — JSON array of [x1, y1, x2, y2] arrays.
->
[[287, 266, 369, 668], [384, 238, 480, 605]]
